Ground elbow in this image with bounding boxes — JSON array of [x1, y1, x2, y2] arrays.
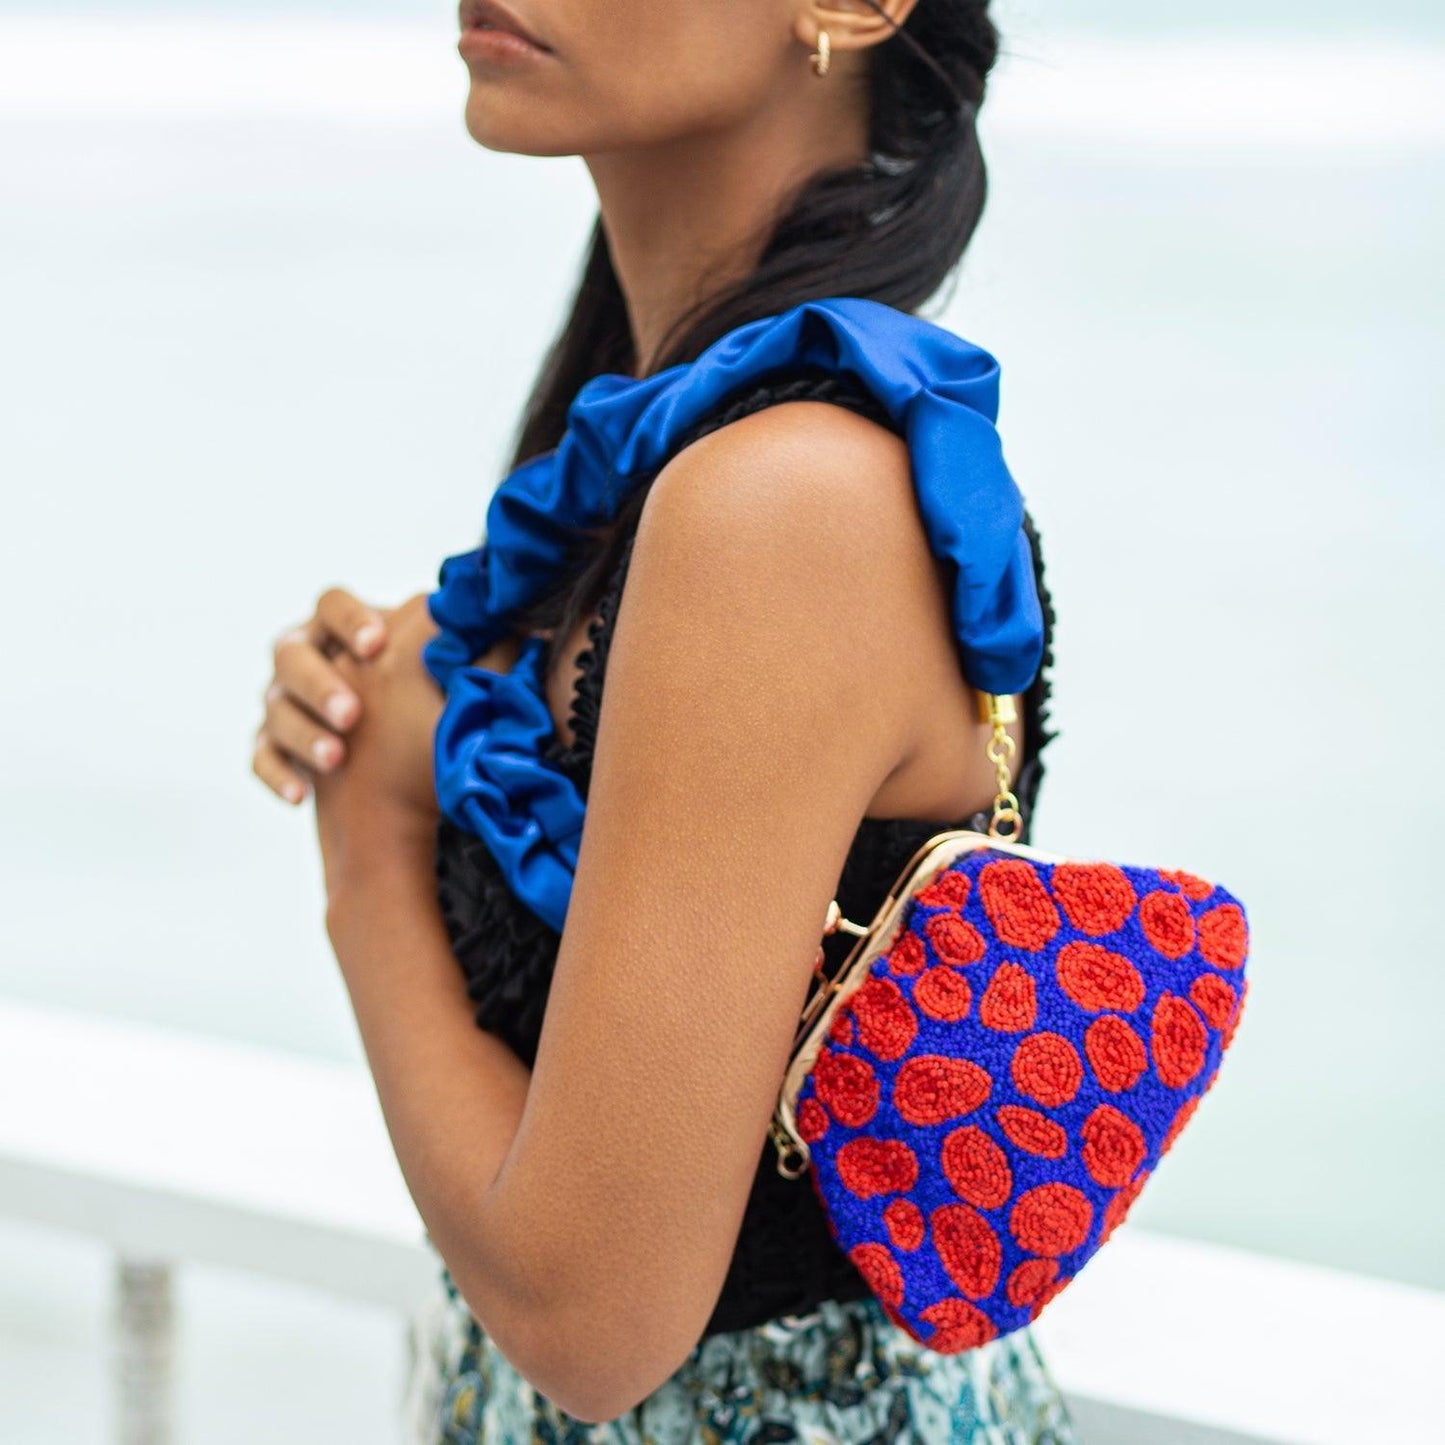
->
[[443, 1204, 711, 1424], [521, 1301, 697, 1425], [451, 1268, 697, 1425]]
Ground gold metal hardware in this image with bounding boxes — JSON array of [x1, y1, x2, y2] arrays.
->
[[822, 898, 869, 939], [974, 691, 1017, 727], [979, 692, 1024, 842], [810, 28, 831, 77], [769, 1119, 809, 1180]]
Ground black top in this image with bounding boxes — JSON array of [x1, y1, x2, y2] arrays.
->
[[433, 369, 1059, 1337]]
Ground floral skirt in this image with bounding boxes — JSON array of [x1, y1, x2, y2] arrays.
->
[[399, 1257, 1078, 1445]]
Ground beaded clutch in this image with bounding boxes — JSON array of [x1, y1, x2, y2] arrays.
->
[[768, 694, 1250, 1353]]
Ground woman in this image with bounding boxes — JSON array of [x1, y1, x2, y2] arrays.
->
[[252, 1, 1076, 1439]]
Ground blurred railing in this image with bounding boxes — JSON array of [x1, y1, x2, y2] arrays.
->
[[1, 997, 1438, 1444]]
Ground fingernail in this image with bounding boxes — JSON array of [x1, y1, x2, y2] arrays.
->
[[313, 737, 340, 768], [356, 622, 383, 653], [283, 781, 305, 804], [325, 693, 355, 727]]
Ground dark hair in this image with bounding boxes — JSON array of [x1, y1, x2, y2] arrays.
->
[[504, 0, 1003, 664]]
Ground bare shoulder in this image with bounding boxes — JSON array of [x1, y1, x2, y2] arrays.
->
[[639, 396, 922, 569], [631, 393, 1023, 823], [618, 395, 999, 819], [631, 395, 947, 672]]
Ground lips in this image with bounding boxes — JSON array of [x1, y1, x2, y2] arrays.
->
[[459, 0, 553, 53]]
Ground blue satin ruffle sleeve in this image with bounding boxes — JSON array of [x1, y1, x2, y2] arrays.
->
[[430, 633, 584, 932], [424, 294, 1045, 935]]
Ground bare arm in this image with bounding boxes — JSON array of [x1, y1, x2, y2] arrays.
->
[[321, 401, 1001, 1422]]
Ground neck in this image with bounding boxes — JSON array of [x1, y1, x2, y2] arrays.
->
[[584, 83, 867, 377]]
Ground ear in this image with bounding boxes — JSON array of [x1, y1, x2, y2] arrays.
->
[[792, 0, 922, 57]]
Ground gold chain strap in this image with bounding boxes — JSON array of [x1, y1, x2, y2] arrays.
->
[[977, 692, 1023, 840]]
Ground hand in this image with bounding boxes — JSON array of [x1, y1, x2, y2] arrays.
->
[[252, 587, 391, 804], [312, 593, 446, 899]]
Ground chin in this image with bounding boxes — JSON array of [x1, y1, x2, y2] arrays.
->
[[463, 89, 576, 158]]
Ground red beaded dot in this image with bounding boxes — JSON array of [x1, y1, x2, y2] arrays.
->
[[1152, 993, 1208, 1089], [887, 933, 927, 978], [1100, 1170, 1147, 1244], [827, 1012, 854, 1046], [1080, 1104, 1147, 1187], [884, 1197, 926, 1252], [1161, 1094, 1200, 1155], [1029, 1272, 1071, 1321], [1010, 1183, 1093, 1257], [979, 962, 1037, 1032], [1160, 868, 1215, 901], [1199, 902, 1248, 970], [893, 1056, 992, 1126], [1011, 1032, 1084, 1108], [914, 965, 973, 1023], [918, 869, 972, 909], [1084, 1015, 1148, 1093], [996, 1105, 1068, 1159], [849, 975, 918, 1062], [1222, 978, 1249, 1051], [1139, 889, 1197, 960], [813, 1048, 880, 1127], [796, 1097, 828, 1143], [918, 1297, 997, 1352], [848, 1241, 904, 1309], [836, 1136, 920, 1199], [930, 1202, 1002, 1300], [1056, 940, 1146, 1014], [1189, 973, 1238, 1030], [979, 860, 1061, 951], [1051, 862, 1137, 936], [1006, 1257, 1060, 1309], [940, 1125, 1013, 1210], [926, 914, 988, 968]]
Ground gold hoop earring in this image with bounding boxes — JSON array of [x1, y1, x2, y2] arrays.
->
[[810, 29, 831, 78]]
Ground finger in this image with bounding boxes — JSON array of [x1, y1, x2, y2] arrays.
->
[[316, 587, 388, 660], [263, 692, 347, 774], [252, 734, 312, 805], [271, 613, 325, 658], [271, 633, 362, 731]]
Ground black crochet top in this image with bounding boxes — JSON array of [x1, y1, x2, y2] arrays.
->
[[433, 370, 1059, 1337]]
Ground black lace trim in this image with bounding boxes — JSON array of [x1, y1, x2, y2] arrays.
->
[[542, 532, 637, 796], [433, 366, 1061, 1335]]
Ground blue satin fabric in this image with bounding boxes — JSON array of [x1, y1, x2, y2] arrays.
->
[[424, 295, 1044, 933]]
